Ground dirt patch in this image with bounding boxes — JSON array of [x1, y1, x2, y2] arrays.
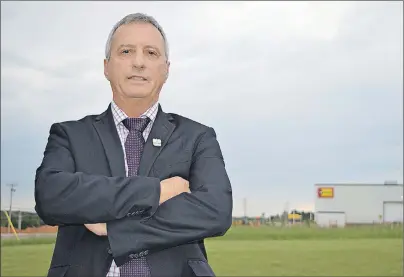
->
[[0, 225, 58, 233]]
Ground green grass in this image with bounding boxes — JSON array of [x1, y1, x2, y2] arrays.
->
[[206, 239, 402, 276], [1, 236, 56, 247], [1, 225, 403, 276], [2, 244, 54, 276]]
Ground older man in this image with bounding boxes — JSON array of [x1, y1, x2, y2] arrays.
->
[[35, 12, 232, 277]]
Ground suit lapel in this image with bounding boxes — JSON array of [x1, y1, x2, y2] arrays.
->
[[93, 105, 126, 177], [138, 105, 176, 177]]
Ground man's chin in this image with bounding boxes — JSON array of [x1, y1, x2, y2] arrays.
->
[[124, 91, 153, 99]]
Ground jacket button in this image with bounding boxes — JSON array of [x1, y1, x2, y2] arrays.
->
[[107, 248, 113, 255]]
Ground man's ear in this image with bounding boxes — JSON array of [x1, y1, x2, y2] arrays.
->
[[104, 59, 110, 81], [165, 61, 170, 80]]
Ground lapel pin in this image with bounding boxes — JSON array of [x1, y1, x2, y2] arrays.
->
[[152, 138, 162, 147]]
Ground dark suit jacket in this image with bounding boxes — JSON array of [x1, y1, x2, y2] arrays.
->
[[34, 104, 233, 277]]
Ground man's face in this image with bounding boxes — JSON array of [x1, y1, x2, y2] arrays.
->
[[104, 22, 169, 103]]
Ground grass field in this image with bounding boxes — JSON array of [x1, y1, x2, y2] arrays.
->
[[1, 225, 403, 276]]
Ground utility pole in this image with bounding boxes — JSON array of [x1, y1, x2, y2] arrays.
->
[[243, 198, 247, 217], [18, 210, 22, 230], [284, 201, 289, 226], [7, 184, 17, 233]]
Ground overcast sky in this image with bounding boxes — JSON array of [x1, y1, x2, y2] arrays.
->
[[1, 1, 403, 216]]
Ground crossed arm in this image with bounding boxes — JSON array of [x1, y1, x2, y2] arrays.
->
[[35, 123, 233, 265]]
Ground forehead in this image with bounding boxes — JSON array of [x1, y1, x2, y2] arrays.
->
[[111, 22, 164, 49]]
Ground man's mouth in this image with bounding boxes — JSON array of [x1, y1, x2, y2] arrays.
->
[[128, 75, 148, 81]]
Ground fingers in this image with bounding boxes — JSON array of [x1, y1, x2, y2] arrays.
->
[[159, 176, 191, 204], [84, 223, 107, 236]]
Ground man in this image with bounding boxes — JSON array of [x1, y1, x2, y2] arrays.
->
[[35, 13, 233, 277]]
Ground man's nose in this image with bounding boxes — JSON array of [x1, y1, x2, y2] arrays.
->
[[132, 52, 145, 69]]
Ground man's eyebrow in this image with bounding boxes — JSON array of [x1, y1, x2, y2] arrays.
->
[[144, 44, 160, 50]]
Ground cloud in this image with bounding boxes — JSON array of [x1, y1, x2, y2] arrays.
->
[[1, 1, 402, 216]]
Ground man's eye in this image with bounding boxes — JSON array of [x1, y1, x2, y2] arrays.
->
[[148, 50, 157, 56], [121, 49, 130, 54]]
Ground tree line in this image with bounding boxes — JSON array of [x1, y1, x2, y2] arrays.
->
[[0, 210, 45, 230]]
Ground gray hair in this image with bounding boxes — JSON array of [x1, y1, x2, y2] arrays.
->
[[105, 13, 169, 61]]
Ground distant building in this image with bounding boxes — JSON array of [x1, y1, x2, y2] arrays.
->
[[314, 183, 403, 227]]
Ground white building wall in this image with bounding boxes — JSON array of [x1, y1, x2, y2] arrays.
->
[[314, 184, 403, 226]]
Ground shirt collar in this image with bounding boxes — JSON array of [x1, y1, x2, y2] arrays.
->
[[111, 100, 159, 127]]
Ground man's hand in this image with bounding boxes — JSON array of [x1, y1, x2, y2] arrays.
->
[[160, 176, 190, 204], [85, 223, 107, 236]]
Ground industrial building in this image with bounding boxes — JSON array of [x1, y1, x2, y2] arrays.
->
[[314, 183, 403, 227]]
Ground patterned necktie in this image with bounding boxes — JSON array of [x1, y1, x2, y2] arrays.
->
[[120, 117, 151, 277]]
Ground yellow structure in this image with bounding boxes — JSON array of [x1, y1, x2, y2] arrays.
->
[[2, 210, 20, 240], [288, 213, 302, 221]]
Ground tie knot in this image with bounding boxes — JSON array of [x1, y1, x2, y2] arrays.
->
[[123, 117, 150, 132]]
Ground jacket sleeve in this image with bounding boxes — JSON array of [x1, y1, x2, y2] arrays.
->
[[35, 123, 161, 225], [107, 127, 233, 266]]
